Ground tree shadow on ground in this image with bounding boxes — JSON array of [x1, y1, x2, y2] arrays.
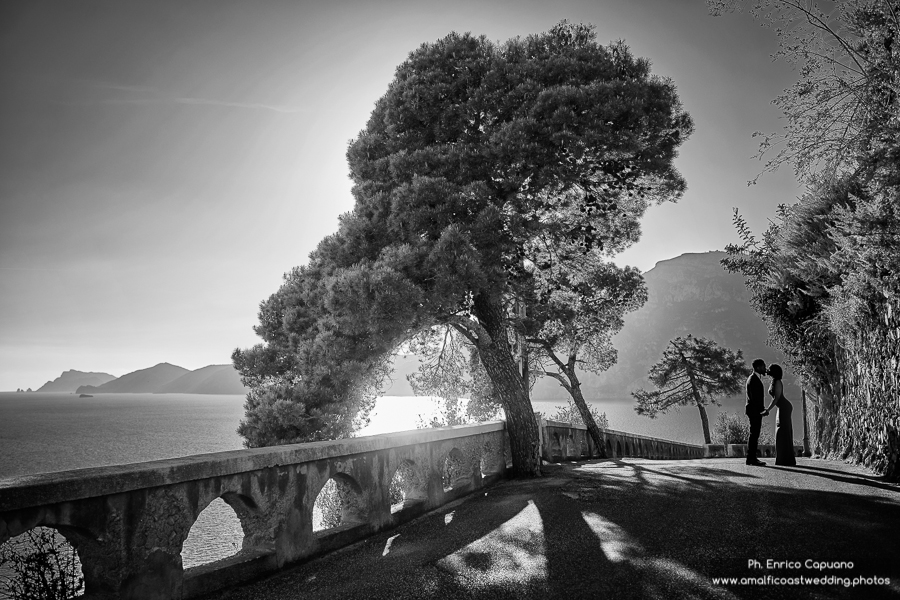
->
[[785, 463, 900, 490], [202, 459, 900, 600]]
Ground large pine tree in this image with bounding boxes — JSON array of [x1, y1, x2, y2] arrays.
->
[[234, 22, 693, 477]]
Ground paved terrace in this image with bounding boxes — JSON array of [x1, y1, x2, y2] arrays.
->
[[202, 457, 900, 600]]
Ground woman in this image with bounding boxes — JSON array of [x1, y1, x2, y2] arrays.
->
[[762, 364, 796, 466]]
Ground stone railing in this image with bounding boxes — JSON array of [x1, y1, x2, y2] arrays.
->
[[0, 422, 509, 599], [1, 417, 706, 599], [537, 417, 706, 462]]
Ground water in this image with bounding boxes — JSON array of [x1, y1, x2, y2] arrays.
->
[[0, 393, 246, 478]]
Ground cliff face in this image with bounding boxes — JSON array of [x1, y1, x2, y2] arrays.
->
[[531, 251, 798, 404]]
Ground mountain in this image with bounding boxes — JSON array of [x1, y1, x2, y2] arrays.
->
[[157, 364, 249, 394], [36, 370, 116, 393], [76, 363, 189, 394], [530, 250, 799, 407]]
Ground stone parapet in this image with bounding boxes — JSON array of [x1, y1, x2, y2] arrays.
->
[[0, 422, 508, 599], [538, 417, 705, 462]]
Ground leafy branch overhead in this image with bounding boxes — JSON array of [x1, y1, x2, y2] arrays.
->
[[709, 0, 900, 184]]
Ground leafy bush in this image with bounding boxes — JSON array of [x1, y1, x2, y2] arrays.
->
[[712, 412, 749, 445], [712, 411, 775, 445], [0, 527, 84, 599]]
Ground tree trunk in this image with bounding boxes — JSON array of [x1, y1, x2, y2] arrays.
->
[[696, 402, 711, 445], [472, 295, 541, 478], [562, 365, 607, 458], [683, 361, 711, 444], [801, 387, 811, 457]]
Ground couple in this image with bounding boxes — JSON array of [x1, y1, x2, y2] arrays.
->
[[745, 358, 796, 467]]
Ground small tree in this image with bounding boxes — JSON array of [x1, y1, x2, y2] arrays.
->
[[632, 335, 745, 444], [527, 255, 646, 458]]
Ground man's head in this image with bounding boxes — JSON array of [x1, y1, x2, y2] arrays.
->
[[751, 358, 767, 375]]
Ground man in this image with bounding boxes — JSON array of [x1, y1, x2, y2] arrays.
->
[[745, 358, 767, 466]]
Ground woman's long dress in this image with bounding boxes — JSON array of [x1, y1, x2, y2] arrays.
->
[[769, 383, 797, 466]]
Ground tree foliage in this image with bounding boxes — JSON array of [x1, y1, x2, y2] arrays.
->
[[406, 325, 504, 427], [633, 335, 746, 443], [233, 21, 692, 476], [526, 254, 647, 453], [723, 178, 900, 476], [711, 1, 900, 479]]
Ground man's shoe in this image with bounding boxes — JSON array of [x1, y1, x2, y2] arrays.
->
[[746, 460, 767, 466]]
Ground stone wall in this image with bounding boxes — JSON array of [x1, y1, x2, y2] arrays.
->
[[537, 417, 705, 462], [1, 418, 707, 599], [0, 423, 508, 599]]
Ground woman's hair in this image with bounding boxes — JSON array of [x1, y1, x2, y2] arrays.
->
[[767, 363, 783, 380]]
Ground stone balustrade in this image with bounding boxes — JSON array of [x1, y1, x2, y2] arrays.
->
[[538, 417, 706, 462], [0, 422, 509, 599], [1, 417, 706, 599]]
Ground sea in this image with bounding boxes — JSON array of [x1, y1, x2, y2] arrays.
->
[[0, 391, 715, 577]]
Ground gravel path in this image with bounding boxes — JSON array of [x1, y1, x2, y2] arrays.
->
[[201, 458, 900, 600]]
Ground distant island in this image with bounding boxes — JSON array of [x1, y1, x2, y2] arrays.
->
[[27, 364, 250, 395]]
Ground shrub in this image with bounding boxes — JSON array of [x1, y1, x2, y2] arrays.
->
[[713, 411, 776, 445], [0, 527, 84, 599], [712, 412, 749, 445]]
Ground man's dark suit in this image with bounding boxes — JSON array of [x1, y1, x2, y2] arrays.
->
[[745, 372, 765, 463]]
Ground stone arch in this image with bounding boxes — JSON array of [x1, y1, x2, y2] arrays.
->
[[313, 472, 367, 532], [389, 459, 427, 512], [181, 492, 258, 569], [442, 447, 470, 492], [579, 433, 589, 457], [566, 433, 577, 458], [606, 439, 612, 457], [479, 439, 504, 478], [551, 433, 562, 461], [616, 440, 622, 457]]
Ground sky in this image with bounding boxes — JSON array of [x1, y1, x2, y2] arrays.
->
[[0, 0, 804, 391]]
